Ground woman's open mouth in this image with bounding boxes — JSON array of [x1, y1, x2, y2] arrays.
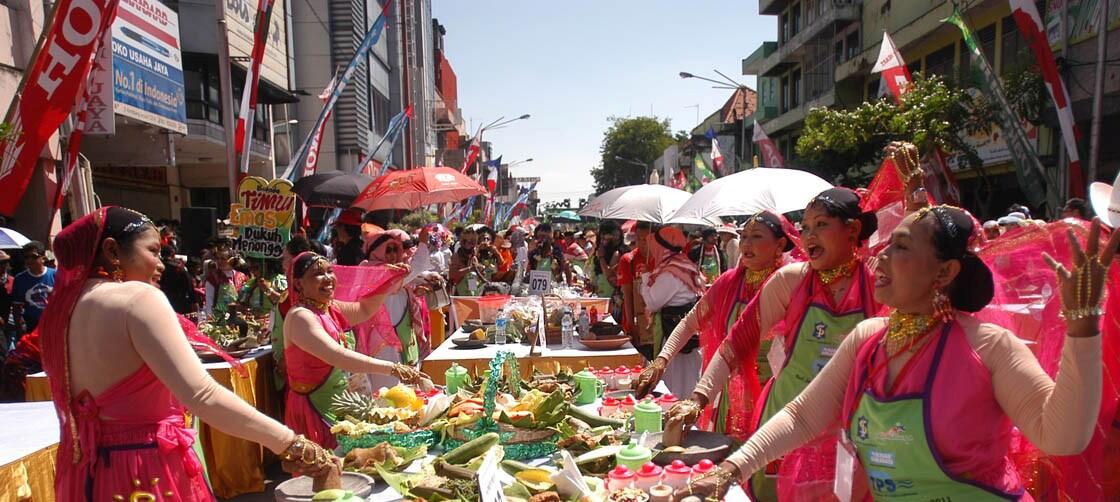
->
[[807, 245, 825, 261], [874, 269, 891, 288]]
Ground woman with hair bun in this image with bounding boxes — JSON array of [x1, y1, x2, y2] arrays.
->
[[668, 184, 887, 501], [681, 207, 1118, 501]]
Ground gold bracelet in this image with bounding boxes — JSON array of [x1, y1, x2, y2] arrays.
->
[[1060, 306, 1104, 322]]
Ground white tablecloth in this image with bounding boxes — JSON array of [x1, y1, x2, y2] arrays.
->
[[0, 402, 58, 467]]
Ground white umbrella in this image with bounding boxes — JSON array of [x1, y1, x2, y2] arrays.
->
[[669, 168, 833, 225], [0, 227, 30, 249], [578, 184, 691, 224]]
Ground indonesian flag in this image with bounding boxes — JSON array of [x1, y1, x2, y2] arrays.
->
[[234, 0, 277, 177], [872, 32, 912, 102], [485, 156, 501, 192], [1009, 0, 1084, 197], [461, 136, 481, 173], [302, 69, 340, 177], [706, 126, 724, 175], [751, 120, 784, 167]]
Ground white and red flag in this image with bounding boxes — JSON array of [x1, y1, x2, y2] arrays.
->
[[751, 120, 784, 168], [301, 68, 341, 177], [461, 136, 481, 174], [0, 0, 122, 217], [872, 32, 912, 102], [705, 126, 724, 175], [234, 0, 277, 178], [1009, 0, 1084, 196]]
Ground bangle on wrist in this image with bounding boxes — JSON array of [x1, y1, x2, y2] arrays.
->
[[1060, 306, 1103, 322]]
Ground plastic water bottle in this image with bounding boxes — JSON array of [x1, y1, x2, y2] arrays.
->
[[561, 307, 574, 349], [495, 307, 508, 345], [578, 307, 590, 338]]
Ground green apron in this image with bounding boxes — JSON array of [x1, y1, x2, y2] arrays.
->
[[847, 332, 1019, 501], [595, 271, 615, 299], [455, 271, 482, 296], [536, 256, 553, 273], [307, 330, 355, 423], [700, 249, 721, 284], [712, 280, 773, 435], [395, 309, 419, 365], [749, 302, 868, 501]]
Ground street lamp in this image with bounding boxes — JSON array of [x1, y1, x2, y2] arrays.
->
[[680, 69, 752, 169], [508, 158, 534, 168], [614, 155, 652, 184]]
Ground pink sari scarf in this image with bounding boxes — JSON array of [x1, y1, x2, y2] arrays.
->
[[647, 226, 705, 297], [358, 229, 430, 356]]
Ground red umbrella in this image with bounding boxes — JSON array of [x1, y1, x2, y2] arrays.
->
[[350, 167, 487, 211]]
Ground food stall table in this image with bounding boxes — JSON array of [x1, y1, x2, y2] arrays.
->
[[24, 346, 279, 499], [422, 333, 644, 385], [0, 401, 58, 502]]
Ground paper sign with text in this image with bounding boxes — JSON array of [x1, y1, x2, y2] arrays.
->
[[230, 176, 296, 259]]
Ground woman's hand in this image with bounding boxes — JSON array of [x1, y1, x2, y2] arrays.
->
[[280, 434, 341, 478], [665, 397, 704, 436], [392, 363, 434, 391], [1044, 217, 1119, 337], [633, 357, 667, 397], [673, 462, 738, 501]]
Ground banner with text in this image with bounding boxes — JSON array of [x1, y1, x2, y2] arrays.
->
[[231, 176, 296, 259], [110, 0, 187, 133]]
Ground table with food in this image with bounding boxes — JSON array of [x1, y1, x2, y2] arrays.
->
[[278, 349, 751, 502]]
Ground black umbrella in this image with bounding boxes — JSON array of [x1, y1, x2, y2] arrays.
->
[[293, 171, 375, 208]]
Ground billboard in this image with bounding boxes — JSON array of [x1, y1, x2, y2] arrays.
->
[[109, 0, 188, 134], [224, 0, 290, 90]]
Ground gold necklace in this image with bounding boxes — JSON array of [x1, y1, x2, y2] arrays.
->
[[885, 310, 937, 355], [744, 266, 776, 286], [818, 258, 858, 285], [300, 297, 331, 313]]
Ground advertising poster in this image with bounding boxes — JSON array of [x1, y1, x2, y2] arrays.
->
[[230, 176, 296, 259], [110, 0, 188, 133], [225, 0, 290, 89]]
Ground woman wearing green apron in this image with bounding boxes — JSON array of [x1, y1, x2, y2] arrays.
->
[[283, 252, 434, 448], [680, 207, 1116, 501], [635, 211, 798, 442], [591, 221, 624, 307], [689, 227, 726, 286], [668, 187, 882, 501], [530, 223, 572, 285], [450, 228, 484, 296]]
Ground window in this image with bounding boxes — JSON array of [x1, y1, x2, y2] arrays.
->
[[790, 68, 802, 108], [184, 63, 222, 125], [780, 12, 790, 44], [781, 74, 791, 112], [846, 30, 860, 60], [791, 2, 802, 37], [1001, 16, 1030, 72], [866, 77, 881, 101], [835, 40, 844, 64], [978, 23, 997, 66], [372, 90, 391, 136], [925, 44, 956, 79]]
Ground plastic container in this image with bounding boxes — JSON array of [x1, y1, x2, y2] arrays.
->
[[573, 368, 603, 405], [615, 441, 654, 472], [648, 483, 673, 502], [691, 459, 716, 479], [600, 366, 616, 389], [635, 462, 664, 492], [656, 393, 679, 412], [620, 394, 637, 414], [607, 465, 636, 492], [662, 460, 692, 490], [561, 307, 574, 349], [614, 366, 632, 390], [633, 398, 663, 433], [477, 294, 512, 323], [600, 396, 621, 417], [444, 363, 468, 394], [494, 307, 508, 345]]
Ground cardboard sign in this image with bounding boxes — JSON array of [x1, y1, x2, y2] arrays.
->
[[528, 270, 551, 296], [230, 176, 296, 259]]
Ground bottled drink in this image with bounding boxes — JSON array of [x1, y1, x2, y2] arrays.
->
[[578, 307, 590, 339], [561, 307, 574, 349], [495, 307, 508, 345]]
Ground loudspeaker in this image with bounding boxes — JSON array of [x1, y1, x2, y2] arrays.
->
[[180, 207, 217, 256]]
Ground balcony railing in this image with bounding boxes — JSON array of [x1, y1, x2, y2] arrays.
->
[[751, 1, 860, 78]]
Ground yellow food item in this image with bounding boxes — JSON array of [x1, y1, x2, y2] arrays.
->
[[383, 385, 423, 410], [516, 469, 556, 484], [471, 328, 487, 340]]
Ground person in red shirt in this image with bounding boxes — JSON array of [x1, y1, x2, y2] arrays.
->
[[618, 221, 656, 360]]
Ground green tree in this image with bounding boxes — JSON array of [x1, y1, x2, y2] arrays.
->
[[591, 116, 676, 193], [796, 74, 991, 187]]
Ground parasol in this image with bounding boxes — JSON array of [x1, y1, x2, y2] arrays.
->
[[293, 171, 375, 208], [668, 168, 832, 225], [577, 184, 690, 224], [351, 167, 486, 211], [0, 227, 31, 249], [553, 210, 582, 223]]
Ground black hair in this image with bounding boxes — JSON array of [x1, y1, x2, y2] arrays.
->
[[100, 207, 156, 254], [746, 211, 795, 252], [701, 228, 717, 239], [536, 222, 553, 234], [362, 209, 393, 228], [160, 245, 176, 260], [1063, 198, 1088, 218], [286, 235, 313, 257], [599, 220, 620, 237], [339, 224, 361, 240], [23, 240, 47, 256], [594, 221, 624, 275], [1006, 204, 1032, 219], [291, 252, 328, 279], [922, 206, 993, 312], [635, 221, 652, 231], [807, 188, 878, 243]]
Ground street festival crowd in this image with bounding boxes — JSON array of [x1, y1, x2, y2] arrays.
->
[[0, 143, 1118, 500]]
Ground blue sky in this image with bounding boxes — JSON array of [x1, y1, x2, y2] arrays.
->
[[431, 1, 775, 203]]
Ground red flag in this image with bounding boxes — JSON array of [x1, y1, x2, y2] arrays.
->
[[234, 0, 277, 177], [461, 136, 481, 173], [0, 0, 122, 217], [872, 32, 912, 102], [1009, 0, 1084, 197], [751, 120, 784, 167]]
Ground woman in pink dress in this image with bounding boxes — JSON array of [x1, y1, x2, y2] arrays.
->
[[283, 251, 434, 449], [40, 207, 336, 501]]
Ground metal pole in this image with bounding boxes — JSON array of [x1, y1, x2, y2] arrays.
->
[[1057, 0, 1069, 203], [1087, 0, 1108, 188], [216, 1, 239, 205]]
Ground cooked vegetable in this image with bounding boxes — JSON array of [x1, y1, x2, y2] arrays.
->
[[441, 432, 500, 465]]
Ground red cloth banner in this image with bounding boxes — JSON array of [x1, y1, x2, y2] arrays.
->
[[234, 0, 277, 176], [751, 120, 784, 168], [0, 0, 121, 217]]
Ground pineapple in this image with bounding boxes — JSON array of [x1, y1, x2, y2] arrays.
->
[[331, 390, 376, 421]]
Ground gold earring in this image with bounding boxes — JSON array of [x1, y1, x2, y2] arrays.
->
[[932, 288, 953, 323], [112, 267, 124, 282]]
